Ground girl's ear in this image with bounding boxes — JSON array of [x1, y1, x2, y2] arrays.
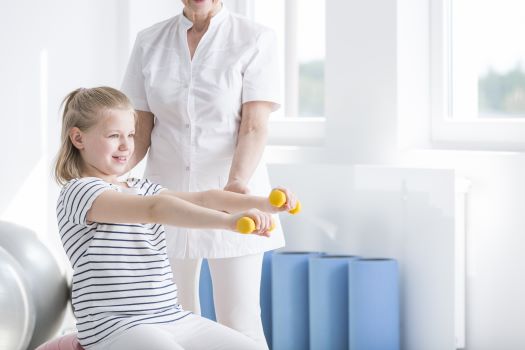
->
[[69, 127, 84, 150]]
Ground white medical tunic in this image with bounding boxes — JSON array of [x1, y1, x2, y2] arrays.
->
[[121, 6, 285, 258]]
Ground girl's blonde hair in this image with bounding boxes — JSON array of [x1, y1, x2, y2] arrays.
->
[[54, 86, 135, 185]]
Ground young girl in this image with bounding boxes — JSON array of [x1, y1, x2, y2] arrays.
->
[[54, 87, 297, 350]]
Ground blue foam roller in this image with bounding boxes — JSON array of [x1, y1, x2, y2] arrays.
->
[[199, 259, 216, 321], [272, 252, 323, 350], [348, 258, 400, 350], [309, 255, 358, 350], [261, 251, 273, 348]]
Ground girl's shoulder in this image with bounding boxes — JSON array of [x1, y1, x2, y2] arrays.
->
[[64, 176, 109, 186], [59, 177, 162, 198], [125, 178, 164, 196], [59, 177, 114, 198], [61, 177, 113, 190]]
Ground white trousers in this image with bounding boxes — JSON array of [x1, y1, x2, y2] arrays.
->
[[89, 314, 263, 350], [170, 253, 268, 350]]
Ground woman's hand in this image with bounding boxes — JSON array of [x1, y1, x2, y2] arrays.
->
[[224, 179, 250, 194], [230, 209, 273, 237]]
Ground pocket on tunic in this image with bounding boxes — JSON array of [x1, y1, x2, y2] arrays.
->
[[145, 65, 187, 111], [195, 65, 236, 90], [145, 64, 186, 97]]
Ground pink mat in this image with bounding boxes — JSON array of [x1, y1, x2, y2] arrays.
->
[[35, 333, 84, 350]]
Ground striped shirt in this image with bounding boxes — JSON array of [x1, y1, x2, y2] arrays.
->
[[56, 177, 190, 348]]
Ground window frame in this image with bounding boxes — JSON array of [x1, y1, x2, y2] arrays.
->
[[430, 0, 525, 151], [232, 0, 327, 147]]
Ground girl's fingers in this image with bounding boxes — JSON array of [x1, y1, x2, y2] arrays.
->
[[242, 210, 276, 236], [258, 213, 268, 233], [289, 195, 297, 212], [257, 213, 271, 235], [252, 212, 261, 231], [278, 187, 295, 211]]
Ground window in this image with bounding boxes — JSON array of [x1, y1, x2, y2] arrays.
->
[[431, 0, 525, 149], [233, 0, 326, 147], [450, 0, 525, 120], [251, 0, 325, 119]]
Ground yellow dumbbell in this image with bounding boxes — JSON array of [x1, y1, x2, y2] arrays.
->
[[269, 189, 301, 214], [237, 216, 276, 234]]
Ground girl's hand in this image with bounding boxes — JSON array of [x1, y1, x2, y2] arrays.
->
[[231, 209, 273, 237], [267, 187, 299, 213]]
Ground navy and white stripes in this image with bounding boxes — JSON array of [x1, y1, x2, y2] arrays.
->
[[57, 177, 189, 348]]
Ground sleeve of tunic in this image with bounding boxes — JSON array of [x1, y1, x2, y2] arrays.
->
[[121, 33, 151, 112], [242, 28, 282, 112]]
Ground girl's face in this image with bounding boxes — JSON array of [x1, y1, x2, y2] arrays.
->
[[72, 108, 135, 182]]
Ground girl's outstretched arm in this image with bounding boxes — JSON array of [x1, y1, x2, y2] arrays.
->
[[86, 190, 273, 236], [159, 187, 298, 214]]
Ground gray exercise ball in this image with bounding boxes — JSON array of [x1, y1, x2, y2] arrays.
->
[[0, 246, 36, 350], [0, 221, 69, 349]]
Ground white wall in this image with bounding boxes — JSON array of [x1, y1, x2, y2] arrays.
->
[[325, 0, 398, 164], [0, 0, 125, 260], [401, 150, 525, 349], [322, 0, 525, 349]]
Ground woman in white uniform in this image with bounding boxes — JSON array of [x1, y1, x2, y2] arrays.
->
[[121, 1, 283, 348]]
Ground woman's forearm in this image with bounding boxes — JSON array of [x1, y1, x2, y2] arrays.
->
[[125, 110, 154, 173], [227, 101, 272, 187], [228, 127, 267, 184]]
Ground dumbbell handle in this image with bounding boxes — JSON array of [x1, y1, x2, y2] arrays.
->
[[237, 216, 275, 234]]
